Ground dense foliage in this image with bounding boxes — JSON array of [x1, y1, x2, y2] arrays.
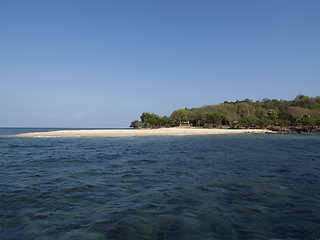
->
[[130, 95, 320, 131]]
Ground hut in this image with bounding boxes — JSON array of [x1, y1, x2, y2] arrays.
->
[[180, 121, 191, 127]]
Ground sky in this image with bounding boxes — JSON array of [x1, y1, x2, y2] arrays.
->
[[1, 0, 319, 128]]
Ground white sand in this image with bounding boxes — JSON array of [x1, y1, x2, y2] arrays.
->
[[17, 127, 273, 137]]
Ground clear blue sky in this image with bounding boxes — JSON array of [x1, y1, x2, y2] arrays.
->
[[1, 0, 319, 128]]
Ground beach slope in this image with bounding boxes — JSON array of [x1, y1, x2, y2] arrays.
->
[[17, 128, 273, 137]]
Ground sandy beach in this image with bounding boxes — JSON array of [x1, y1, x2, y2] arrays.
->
[[17, 127, 273, 137]]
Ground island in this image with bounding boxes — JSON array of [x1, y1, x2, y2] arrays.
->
[[17, 95, 320, 137], [130, 95, 320, 134]]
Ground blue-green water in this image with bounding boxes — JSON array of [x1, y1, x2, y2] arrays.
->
[[1, 129, 320, 239]]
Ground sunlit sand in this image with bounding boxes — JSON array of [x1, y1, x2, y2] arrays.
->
[[17, 127, 273, 137]]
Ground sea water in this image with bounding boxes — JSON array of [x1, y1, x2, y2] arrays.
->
[[0, 128, 320, 239]]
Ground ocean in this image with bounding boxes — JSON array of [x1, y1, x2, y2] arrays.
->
[[1, 128, 320, 239]]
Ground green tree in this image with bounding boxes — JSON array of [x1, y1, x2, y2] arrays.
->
[[239, 116, 257, 128], [131, 95, 320, 131], [297, 114, 312, 127], [201, 112, 215, 127], [140, 112, 162, 128], [189, 108, 204, 126], [267, 109, 278, 126], [201, 112, 226, 127], [293, 95, 320, 109], [130, 120, 143, 129], [170, 109, 190, 126], [160, 116, 176, 128]]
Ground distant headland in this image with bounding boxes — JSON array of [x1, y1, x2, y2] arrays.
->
[[130, 95, 320, 134]]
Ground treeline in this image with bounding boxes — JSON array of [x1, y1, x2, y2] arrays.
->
[[130, 95, 320, 132]]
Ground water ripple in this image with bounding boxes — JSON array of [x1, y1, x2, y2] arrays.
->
[[1, 134, 320, 239]]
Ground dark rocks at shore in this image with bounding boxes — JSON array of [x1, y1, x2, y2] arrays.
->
[[267, 127, 320, 134]]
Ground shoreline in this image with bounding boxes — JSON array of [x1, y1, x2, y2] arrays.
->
[[17, 127, 274, 137]]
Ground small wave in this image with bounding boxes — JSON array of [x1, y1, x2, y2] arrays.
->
[[31, 135, 81, 138], [1, 133, 320, 239]]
